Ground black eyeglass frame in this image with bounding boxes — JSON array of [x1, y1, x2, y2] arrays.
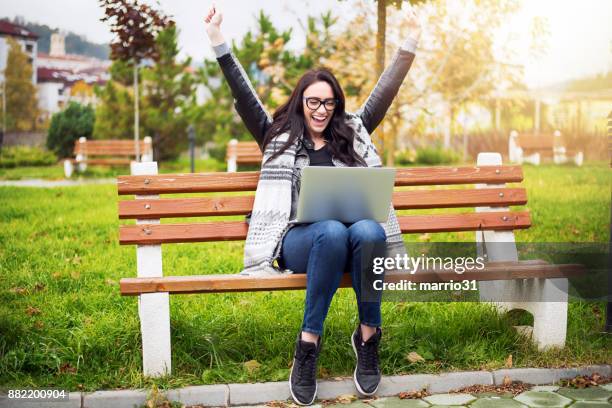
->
[[303, 97, 339, 111]]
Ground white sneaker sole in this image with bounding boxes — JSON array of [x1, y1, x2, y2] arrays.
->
[[289, 359, 318, 406], [351, 331, 379, 396]]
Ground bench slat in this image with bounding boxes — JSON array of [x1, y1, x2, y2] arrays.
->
[[81, 158, 133, 165], [118, 211, 531, 244], [117, 166, 523, 195], [119, 260, 586, 295], [118, 188, 527, 219]]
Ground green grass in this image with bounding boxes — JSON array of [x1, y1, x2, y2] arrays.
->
[[0, 157, 226, 180], [0, 162, 610, 391]]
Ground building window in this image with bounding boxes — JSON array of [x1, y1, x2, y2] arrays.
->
[[28, 58, 33, 65], [58, 88, 64, 96], [26, 43, 34, 53]]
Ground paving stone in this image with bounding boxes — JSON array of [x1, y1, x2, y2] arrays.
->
[[570, 401, 612, 408], [531, 386, 560, 392], [325, 400, 370, 408], [567, 402, 612, 407], [556, 387, 611, 401], [599, 384, 612, 392], [378, 374, 436, 397], [316, 378, 357, 399], [493, 368, 556, 386], [470, 397, 528, 407], [228, 381, 290, 405], [513, 390, 573, 407], [475, 391, 515, 399], [368, 396, 430, 408], [428, 371, 493, 394], [166, 384, 228, 406], [423, 393, 476, 405]]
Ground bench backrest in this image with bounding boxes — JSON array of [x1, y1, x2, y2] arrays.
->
[[74, 138, 151, 157], [516, 132, 563, 151], [226, 140, 263, 165], [117, 164, 530, 246]]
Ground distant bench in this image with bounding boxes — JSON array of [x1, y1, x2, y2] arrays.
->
[[116, 152, 585, 376], [226, 139, 262, 172], [508, 130, 583, 166], [64, 137, 153, 177]]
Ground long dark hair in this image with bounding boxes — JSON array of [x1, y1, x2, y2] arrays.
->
[[262, 68, 366, 166]]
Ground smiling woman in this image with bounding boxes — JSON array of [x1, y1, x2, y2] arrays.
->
[[204, 3, 421, 405]]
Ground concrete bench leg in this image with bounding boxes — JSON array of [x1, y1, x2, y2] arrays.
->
[[227, 139, 237, 172], [131, 161, 172, 376], [64, 160, 74, 178], [476, 152, 568, 350]]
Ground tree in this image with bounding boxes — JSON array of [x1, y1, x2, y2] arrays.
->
[[141, 25, 195, 160], [191, 11, 335, 160], [2, 38, 39, 132], [100, 0, 172, 159], [46, 102, 95, 158], [93, 75, 134, 139]]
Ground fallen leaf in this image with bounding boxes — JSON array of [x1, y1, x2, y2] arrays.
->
[[335, 394, 357, 404], [505, 354, 513, 368], [34, 282, 45, 292], [59, 363, 76, 374], [11, 287, 27, 295], [26, 306, 41, 316], [503, 375, 512, 386], [398, 389, 429, 399], [244, 359, 261, 374], [406, 351, 425, 363]]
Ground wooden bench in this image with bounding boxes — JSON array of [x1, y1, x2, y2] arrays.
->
[[508, 130, 583, 166], [226, 139, 263, 172], [64, 136, 153, 177], [116, 152, 586, 377]]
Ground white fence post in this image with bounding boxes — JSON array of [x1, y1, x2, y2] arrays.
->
[[475, 152, 568, 350], [141, 136, 153, 162], [76, 137, 87, 172], [64, 159, 74, 178], [227, 138, 238, 172], [131, 161, 172, 376], [508, 130, 523, 164]]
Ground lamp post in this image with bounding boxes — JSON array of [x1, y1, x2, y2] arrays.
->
[[0, 75, 5, 155]]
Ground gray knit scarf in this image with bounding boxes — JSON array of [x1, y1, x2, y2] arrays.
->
[[240, 113, 407, 276]]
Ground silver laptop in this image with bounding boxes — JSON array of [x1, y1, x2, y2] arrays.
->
[[296, 166, 396, 224]]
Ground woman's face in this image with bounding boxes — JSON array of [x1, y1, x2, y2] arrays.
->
[[302, 81, 336, 137]]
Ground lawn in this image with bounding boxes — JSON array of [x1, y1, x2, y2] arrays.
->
[[0, 162, 610, 391]]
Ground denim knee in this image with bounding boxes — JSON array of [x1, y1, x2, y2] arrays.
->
[[313, 220, 349, 249], [348, 219, 386, 245]]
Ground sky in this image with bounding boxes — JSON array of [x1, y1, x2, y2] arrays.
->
[[2, 0, 611, 88]]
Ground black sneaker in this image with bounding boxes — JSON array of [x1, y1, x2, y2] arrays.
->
[[351, 326, 382, 396], [289, 334, 321, 405]]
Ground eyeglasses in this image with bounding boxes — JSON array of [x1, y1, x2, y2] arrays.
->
[[303, 97, 338, 111]]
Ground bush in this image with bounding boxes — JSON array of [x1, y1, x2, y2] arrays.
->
[[46, 102, 95, 158], [0, 146, 57, 168], [396, 146, 460, 166]]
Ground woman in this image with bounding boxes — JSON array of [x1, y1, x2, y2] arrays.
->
[[204, 5, 420, 405]]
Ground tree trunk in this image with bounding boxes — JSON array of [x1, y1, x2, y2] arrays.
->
[[134, 62, 140, 161], [375, 0, 387, 160]]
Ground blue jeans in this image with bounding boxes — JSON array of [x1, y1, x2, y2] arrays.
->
[[279, 219, 387, 336]]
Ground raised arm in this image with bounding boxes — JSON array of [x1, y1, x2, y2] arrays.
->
[[204, 5, 272, 150], [357, 6, 422, 134]]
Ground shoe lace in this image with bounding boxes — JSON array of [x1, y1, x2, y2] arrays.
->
[[296, 346, 317, 385], [358, 339, 379, 374]]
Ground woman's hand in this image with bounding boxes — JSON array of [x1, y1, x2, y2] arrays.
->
[[204, 4, 225, 46]]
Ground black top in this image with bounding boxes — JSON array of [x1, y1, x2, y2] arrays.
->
[[306, 143, 334, 166]]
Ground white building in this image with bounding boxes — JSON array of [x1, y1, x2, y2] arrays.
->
[[0, 20, 38, 84], [36, 33, 110, 117]]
